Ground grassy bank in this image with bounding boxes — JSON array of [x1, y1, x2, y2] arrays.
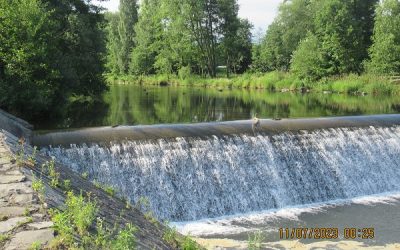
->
[[107, 72, 400, 96]]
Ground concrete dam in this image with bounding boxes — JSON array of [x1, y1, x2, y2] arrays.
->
[[36, 115, 400, 222]]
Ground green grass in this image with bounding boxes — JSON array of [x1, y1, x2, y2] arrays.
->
[[248, 231, 265, 250], [107, 72, 399, 96], [0, 234, 10, 244], [50, 191, 138, 249], [28, 241, 41, 250]]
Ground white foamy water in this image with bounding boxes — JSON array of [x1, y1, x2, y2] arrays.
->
[[43, 126, 400, 221], [172, 192, 400, 237]]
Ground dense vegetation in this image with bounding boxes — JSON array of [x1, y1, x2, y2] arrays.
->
[[106, 0, 253, 78], [106, 0, 400, 92], [1, 0, 400, 119], [0, 0, 107, 119]]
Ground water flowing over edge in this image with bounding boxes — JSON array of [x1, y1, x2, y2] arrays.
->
[[43, 126, 400, 221]]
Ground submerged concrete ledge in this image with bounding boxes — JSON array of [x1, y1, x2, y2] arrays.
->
[[33, 114, 400, 147]]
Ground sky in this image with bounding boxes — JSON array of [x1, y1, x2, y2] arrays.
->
[[94, 0, 281, 34]]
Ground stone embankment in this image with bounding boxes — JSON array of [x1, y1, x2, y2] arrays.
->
[[0, 109, 178, 250], [0, 132, 54, 250]]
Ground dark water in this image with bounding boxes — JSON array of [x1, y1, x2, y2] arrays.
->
[[35, 84, 400, 130]]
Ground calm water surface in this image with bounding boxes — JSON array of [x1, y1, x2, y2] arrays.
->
[[36, 84, 400, 130]]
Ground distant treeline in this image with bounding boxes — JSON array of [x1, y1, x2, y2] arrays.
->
[[106, 0, 253, 78], [106, 0, 400, 82]]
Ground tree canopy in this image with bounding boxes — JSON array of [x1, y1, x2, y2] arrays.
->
[[0, 0, 107, 118]]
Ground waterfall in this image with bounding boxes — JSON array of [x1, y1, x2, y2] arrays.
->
[[43, 126, 400, 221]]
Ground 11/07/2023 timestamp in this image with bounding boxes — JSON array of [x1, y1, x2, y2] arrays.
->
[[279, 228, 375, 240]]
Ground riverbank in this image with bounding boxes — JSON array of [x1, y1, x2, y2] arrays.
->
[[0, 109, 201, 250], [107, 72, 400, 96]]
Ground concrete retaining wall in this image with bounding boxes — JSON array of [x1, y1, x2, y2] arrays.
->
[[0, 109, 33, 143]]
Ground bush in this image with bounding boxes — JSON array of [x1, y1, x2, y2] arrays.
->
[[178, 66, 192, 80], [291, 33, 325, 82]]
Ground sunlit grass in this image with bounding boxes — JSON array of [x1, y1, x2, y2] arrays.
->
[[107, 72, 398, 96]]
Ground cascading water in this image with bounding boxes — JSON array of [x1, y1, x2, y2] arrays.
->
[[43, 126, 400, 222]]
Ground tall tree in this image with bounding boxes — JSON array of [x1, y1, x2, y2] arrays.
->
[[42, 0, 107, 95], [105, 12, 121, 75], [0, 0, 107, 118], [0, 0, 59, 116], [313, 0, 378, 75], [252, 0, 314, 72], [118, 0, 138, 74], [129, 0, 162, 75], [367, 0, 400, 75]]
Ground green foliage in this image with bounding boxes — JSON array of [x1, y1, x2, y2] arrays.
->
[[0, 234, 11, 244], [367, 0, 400, 75], [110, 223, 137, 250], [50, 191, 138, 249], [15, 138, 26, 167], [62, 179, 71, 191], [291, 33, 325, 82], [181, 235, 199, 250], [252, 0, 314, 72], [0, 0, 107, 119], [27, 146, 37, 167], [66, 191, 97, 236], [32, 174, 45, 202], [178, 66, 192, 80], [247, 231, 264, 250], [81, 172, 89, 179], [104, 185, 116, 197], [313, 0, 377, 75], [118, 0, 139, 74], [43, 160, 59, 188], [28, 241, 41, 250], [0, 0, 59, 117], [255, 0, 378, 81], [162, 225, 178, 246], [124, 0, 252, 78]]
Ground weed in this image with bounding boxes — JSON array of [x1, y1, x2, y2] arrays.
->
[[28, 241, 41, 250], [15, 138, 26, 167], [182, 235, 199, 250], [125, 200, 132, 209], [92, 217, 112, 248], [43, 160, 59, 188], [23, 207, 31, 216], [162, 224, 178, 246], [26, 146, 37, 167], [0, 215, 8, 221], [110, 223, 137, 250], [62, 179, 71, 191], [144, 211, 159, 226], [247, 231, 265, 250], [93, 180, 101, 189], [135, 196, 151, 212], [0, 234, 10, 244], [81, 172, 89, 180], [17, 217, 33, 227], [66, 191, 97, 236], [50, 191, 138, 249], [103, 185, 116, 197], [32, 174, 45, 197]]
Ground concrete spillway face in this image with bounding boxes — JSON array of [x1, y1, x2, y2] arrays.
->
[[33, 114, 400, 147], [41, 114, 400, 221]]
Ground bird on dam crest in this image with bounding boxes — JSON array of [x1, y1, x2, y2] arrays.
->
[[252, 113, 261, 135]]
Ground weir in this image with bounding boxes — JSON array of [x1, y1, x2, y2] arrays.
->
[[39, 115, 400, 222], [34, 114, 400, 147]]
